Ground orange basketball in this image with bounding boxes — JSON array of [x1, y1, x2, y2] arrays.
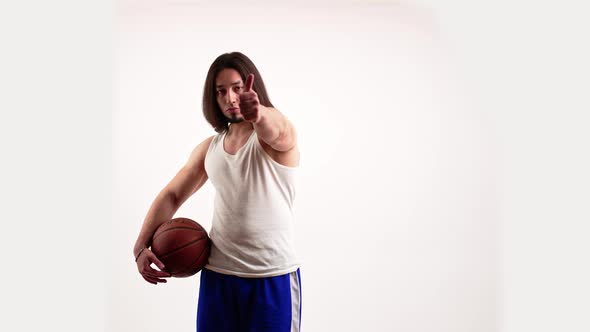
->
[[150, 217, 210, 278]]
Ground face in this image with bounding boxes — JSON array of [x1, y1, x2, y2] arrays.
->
[[215, 68, 245, 123]]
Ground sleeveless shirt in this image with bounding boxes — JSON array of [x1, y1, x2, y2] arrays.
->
[[203, 129, 300, 277]]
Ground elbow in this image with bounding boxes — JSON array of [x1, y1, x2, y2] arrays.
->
[[271, 124, 297, 152], [161, 190, 180, 209]]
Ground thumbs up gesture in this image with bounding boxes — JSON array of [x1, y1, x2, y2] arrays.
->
[[239, 74, 262, 124]]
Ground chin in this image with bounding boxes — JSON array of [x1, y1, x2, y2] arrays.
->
[[226, 114, 244, 124]]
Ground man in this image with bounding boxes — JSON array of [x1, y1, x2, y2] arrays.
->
[[133, 52, 302, 331]]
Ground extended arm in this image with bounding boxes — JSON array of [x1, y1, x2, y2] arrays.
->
[[133, 135, 214, 284]]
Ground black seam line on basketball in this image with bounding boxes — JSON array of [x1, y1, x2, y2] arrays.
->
[[159, 238, 206, 260], [176, 241, 209, 276], [152, 227, 206, 241], [152, 227, 205, 241]]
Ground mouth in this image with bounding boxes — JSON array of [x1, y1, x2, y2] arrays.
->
[[227, 107, 240, 114]]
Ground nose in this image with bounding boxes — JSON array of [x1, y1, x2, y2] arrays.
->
[[226, 89, 238, 105]]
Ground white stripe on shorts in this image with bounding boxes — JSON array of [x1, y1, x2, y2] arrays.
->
[[290, 270, 301, 332]]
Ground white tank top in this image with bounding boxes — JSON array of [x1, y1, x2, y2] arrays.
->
[[203, 129, 300, 277]]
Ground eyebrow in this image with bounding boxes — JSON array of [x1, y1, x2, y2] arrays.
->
[[216, 81, 242, 89]]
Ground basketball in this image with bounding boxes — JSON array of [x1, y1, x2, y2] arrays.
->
[[150, 217, 211, 278]]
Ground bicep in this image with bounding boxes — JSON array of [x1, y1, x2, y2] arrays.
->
[[163, 135, 214, 206]]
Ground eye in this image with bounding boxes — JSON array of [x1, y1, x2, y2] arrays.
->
[[216, 89, 226, 96], [233, 86, 242, 92]]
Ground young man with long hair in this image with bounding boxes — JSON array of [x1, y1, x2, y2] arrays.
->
[[133, 52, 302, 331]]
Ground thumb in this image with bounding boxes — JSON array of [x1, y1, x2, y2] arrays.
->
[[244, 73, 255, 92], [149, 251, 166, 270]]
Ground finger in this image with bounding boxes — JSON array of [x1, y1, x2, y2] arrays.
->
[[240, 102, 258, 110], [143, 264, 170, 276], [240, 90, 256, 98], [143, 272, 170, 279], [145, 268, 171, 278], [152, 277, 168, 283], [143, 273, 167, 284], [244, 74, 254, 92], [142, 269, 158, 279], [142, 275, 156, 285], [239, 95, 258, 104], [238, 94, 253, 103], [242, 99, 259, 106]]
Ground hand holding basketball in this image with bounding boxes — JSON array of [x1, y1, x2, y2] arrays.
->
[[150, 217, 211, 278], [136, 248, 171, 285], [239, 74, 261, 124]]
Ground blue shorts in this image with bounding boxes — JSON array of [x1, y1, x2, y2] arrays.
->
[[196, 268, 302, 332]]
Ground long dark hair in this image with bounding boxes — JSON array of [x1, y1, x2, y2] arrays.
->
[[202, 52, 274, 133]]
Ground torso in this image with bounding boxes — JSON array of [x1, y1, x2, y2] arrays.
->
[[205, 128, 300, 277], [223, 129, 299, 167]]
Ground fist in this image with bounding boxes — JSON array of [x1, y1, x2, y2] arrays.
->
[[239, 74, 261, 123]]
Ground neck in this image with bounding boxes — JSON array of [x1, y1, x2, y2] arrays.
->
[[227, 122, 254, 137]]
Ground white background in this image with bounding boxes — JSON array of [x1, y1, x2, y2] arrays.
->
[[114, 1, 495, 331], [1, 0, 588, 331]]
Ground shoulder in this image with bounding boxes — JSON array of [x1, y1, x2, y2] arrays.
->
[[187, 135, 215, 166], [198, 135, 216, 151]]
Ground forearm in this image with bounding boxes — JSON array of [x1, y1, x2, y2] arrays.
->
[[133, 191, 179, 257], [253, 106, 293, 150]]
